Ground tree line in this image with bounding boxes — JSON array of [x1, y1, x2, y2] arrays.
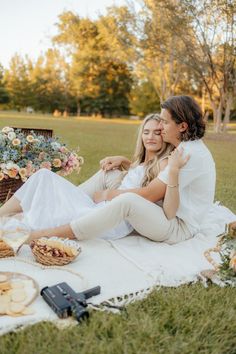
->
[[0, 0, 235, 131]]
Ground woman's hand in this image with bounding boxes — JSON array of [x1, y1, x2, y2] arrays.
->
[[100, 156, 131, 171], [93, 190, 108, 203], [168, 147, 190, 171], [28, 229, 50, 242], [28, 224, 75, 242]]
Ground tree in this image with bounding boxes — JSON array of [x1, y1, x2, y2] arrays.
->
[[99, 4, 185, 103], [102, 1, 236, 131], [0, 64, 9, 104], [29, 49, 75, 113], [53, 12, 133, 116], [149, 0, 236, 132], [4, 55, 33, 110], [129, 80, 161, 117]]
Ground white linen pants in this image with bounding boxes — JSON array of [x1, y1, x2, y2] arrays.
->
[[73, 170, 192, 245], [14, 168, 133, 239]]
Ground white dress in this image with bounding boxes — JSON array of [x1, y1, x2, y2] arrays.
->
[[14, 167, 145, 240]]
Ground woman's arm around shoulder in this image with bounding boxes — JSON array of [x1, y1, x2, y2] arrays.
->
[[100, 156, 132, 171]]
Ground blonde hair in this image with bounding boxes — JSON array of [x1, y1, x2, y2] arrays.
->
[[131, 113, 173, 187]]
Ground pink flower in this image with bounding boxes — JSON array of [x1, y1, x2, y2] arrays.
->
[[59, 146, 68, 153], [26, 162, 33, 175], [40, 161, 52, 169], [53, 158, 62, 168], [67, 160, 74, 167], [39, 152, 45, 160], [7, 169, 18, 178], [12, 138, 21, 146]]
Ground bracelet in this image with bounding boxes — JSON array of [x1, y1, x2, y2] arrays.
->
[[167, 184, 179, 188]]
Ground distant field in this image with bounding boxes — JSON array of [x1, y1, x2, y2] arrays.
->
[[0, 112, 236, 354]]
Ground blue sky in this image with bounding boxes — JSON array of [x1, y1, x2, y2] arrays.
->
[[0, 0, 126, 68]]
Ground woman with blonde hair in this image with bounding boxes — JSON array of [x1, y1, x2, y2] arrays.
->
[[0, 113, 173, 241], [129, 113, 173, 187], [79, 113, 173, 200]]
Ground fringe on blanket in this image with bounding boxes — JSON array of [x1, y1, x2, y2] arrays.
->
[[94, 276, 199, 314], [95, 286, 158, 314]]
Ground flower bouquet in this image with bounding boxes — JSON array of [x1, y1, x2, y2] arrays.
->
[[0, 126, 84, 202], [203, 222, 236, 286]]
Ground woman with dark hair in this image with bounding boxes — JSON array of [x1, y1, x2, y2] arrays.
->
[[23, 95, 222, 245]]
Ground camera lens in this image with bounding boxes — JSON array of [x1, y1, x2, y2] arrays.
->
[[74, 308, 89, 322]]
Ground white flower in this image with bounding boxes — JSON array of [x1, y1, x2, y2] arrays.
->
[[2, 126, 13, 134], [6, 162, 19, 170], [0, 135, 6, 143], [6, 162, 14, 169], [26, 135, 34, 143], [51, 142, 61, 150], [8, 132, 16, 141]]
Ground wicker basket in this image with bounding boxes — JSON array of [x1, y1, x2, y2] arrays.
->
[[0, 239, 15, 258], [31, 250, 76, 266], [0, 127, 53, 203], [0, 178, 24, 203], [12, 127, 53, 138], [30, 238, 81, 266]]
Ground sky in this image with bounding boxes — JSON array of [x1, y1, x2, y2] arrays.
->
[[0, 0, 126, 68]]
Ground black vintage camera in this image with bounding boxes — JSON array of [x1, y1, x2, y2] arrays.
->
[[40, 282, 101, 322]]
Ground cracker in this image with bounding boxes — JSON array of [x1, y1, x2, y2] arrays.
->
[[0, 294, 11, 304], [0, 274, 8, 282], [11, 281, 24, 289], [0, 281, 11, 291], [0, 302, 8, 315], [11, 289, 26, 302], [6, 310, 23, 317], [22, 307, 35, 315], [9, 302, 25, 314]]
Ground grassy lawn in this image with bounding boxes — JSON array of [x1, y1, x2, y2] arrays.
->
[[0, 113, 236, 354]]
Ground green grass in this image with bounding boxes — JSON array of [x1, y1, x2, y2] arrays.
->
[[0, 113, 236, 354]]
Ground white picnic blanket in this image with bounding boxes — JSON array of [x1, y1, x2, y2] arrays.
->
[[0, 204, 235, 335]]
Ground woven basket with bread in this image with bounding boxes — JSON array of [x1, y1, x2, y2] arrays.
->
[[30, 237, 81, 266]]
